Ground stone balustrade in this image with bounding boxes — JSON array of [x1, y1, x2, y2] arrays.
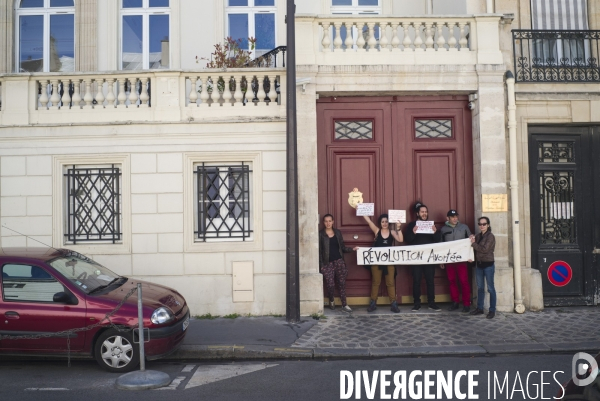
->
[[185, 71, 281, 107], [0, 69, 286, 126], [36, 75, 151, 110], [296, 14, 504, 65]]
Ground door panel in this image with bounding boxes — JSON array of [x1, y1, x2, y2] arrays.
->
[[318, 96, 474, 304]]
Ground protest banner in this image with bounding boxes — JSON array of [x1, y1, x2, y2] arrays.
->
[[356, 239, 474, 266]]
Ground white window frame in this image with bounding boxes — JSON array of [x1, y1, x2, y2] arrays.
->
[[184, 152, 263, 253], [15, 0, 75, 73], [225, 0, 277, 56], [331, 0, 381, 14], [120, 0, 171, 70]]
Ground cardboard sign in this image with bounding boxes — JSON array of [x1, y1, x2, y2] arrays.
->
[[416, 220, 435, 234], [357, 239, 474, 265], [388, 210, 406, 224], [356, 203, 374, 216]]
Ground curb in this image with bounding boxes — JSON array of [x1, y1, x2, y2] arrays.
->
[[164, 342, 600, 361]]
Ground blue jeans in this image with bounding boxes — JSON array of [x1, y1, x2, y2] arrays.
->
[[475, 264, 496, 312]]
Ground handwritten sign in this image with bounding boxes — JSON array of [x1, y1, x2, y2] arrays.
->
[[356, 203, 374, 217], [416, 220, 435, 234], [388, 210, 406, 224], [357, 239, 474, 266]]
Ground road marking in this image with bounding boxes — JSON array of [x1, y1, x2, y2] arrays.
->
[[182, 364, 195, 373], [154, 376, 186, 391], [25, 388, 69, 391], [185, 364, 278, 390]]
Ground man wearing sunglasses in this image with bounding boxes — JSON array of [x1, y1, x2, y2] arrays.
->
[[469, 216, 497, 319]]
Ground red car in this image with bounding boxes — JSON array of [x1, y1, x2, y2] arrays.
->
[[0, 248, 189, 372]]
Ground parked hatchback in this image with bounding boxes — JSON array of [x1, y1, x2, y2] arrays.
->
[[0, 248, 189, 372]]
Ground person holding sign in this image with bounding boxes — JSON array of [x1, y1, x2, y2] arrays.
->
[[404, 202, 442, 312], [319, 214, 359, 313], [362, 214, 403, 313], [439, 209, 473, 313], [470, 216, 497, 319]]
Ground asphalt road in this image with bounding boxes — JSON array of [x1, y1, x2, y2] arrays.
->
[[0, 353, 579, 400]]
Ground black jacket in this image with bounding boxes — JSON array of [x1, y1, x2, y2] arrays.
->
[[404, 221, 441, 245], [319, 228, 353, 268]]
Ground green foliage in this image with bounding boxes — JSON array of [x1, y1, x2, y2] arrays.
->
[[203, 36, 257, 69], [223, 313, 241, 319], [195, 313, 220, 320], [310, 313, 327, 320]]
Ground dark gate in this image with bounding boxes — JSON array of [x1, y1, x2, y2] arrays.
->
[[529, 126, 600, 306]]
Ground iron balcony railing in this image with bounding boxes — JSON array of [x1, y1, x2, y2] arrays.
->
[[246, 46, 287, 68], [513, 29, 600, 83]]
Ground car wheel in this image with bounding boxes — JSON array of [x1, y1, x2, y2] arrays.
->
[[94, 328, 139, 373]]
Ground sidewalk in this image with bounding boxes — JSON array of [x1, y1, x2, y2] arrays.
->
[[170, 305, 600, 361]]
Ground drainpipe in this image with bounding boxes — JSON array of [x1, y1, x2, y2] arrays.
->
[[486, 0, 494, 13], [506, 71, 525, 314]]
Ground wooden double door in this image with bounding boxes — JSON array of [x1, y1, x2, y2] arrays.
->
[[317, 96, 474, 304]]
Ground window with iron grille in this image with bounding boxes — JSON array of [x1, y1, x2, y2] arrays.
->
[[194, 163, 252, 241], [64, 165, 122, 244], [415, 119, 453, 139]]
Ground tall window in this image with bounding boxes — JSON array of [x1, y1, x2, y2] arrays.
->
[[530, 0, 589, 65], [226, 0, 276, 57], [121, 0, 170, 70], [16, 0, 75, 73]]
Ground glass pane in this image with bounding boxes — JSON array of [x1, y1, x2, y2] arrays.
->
[[123, 0, 143, 8], [149, 14, 169, 68], [229, 0, 248, 5], [50, 0, 74, 6], [334, 121, 374, 140], [19, 15, 43, 72], [149, 0, 169, 6], [228, 14, 249, 50], [255, 13, 275, 50], [20, 0, 44, 7], [415, 120, 453, 139], [122, 15, 143, 70], [49, 14, 74, 72], [358, 0, 378, 5], [332, 0, 352, 5], [255, 0, 275, 5]]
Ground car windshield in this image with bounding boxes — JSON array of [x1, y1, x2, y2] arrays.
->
[[49, 253, 121, 294]]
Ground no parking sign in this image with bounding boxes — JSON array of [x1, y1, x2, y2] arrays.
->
[[547, 260, 573, 287]]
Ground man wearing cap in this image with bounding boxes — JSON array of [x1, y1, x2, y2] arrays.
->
[[439, 209, 473, 312]]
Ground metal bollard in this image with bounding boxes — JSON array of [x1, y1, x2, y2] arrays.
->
[[137, 283, 145, 372]]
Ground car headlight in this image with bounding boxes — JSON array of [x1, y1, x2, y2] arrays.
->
[[151, 307, 173, 324]]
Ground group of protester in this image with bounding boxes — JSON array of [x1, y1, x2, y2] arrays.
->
[[318, 202, 497, 319]]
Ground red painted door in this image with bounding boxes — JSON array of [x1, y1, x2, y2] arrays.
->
[[317, 96, 474, 305], [317, 102, 394, 300]]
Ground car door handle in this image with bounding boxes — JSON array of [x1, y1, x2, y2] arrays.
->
[[5, 311, 19, 319]]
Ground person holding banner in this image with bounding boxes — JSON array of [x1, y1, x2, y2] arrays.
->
[[404, 202, 442, 312], [362, 214, 403, 313], [439, 209, 473, 313], [319, 214, 359, 313], [470, 216, 497, 319]]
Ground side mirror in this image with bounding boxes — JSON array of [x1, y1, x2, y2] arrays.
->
[[53, 291, 78, 305]]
